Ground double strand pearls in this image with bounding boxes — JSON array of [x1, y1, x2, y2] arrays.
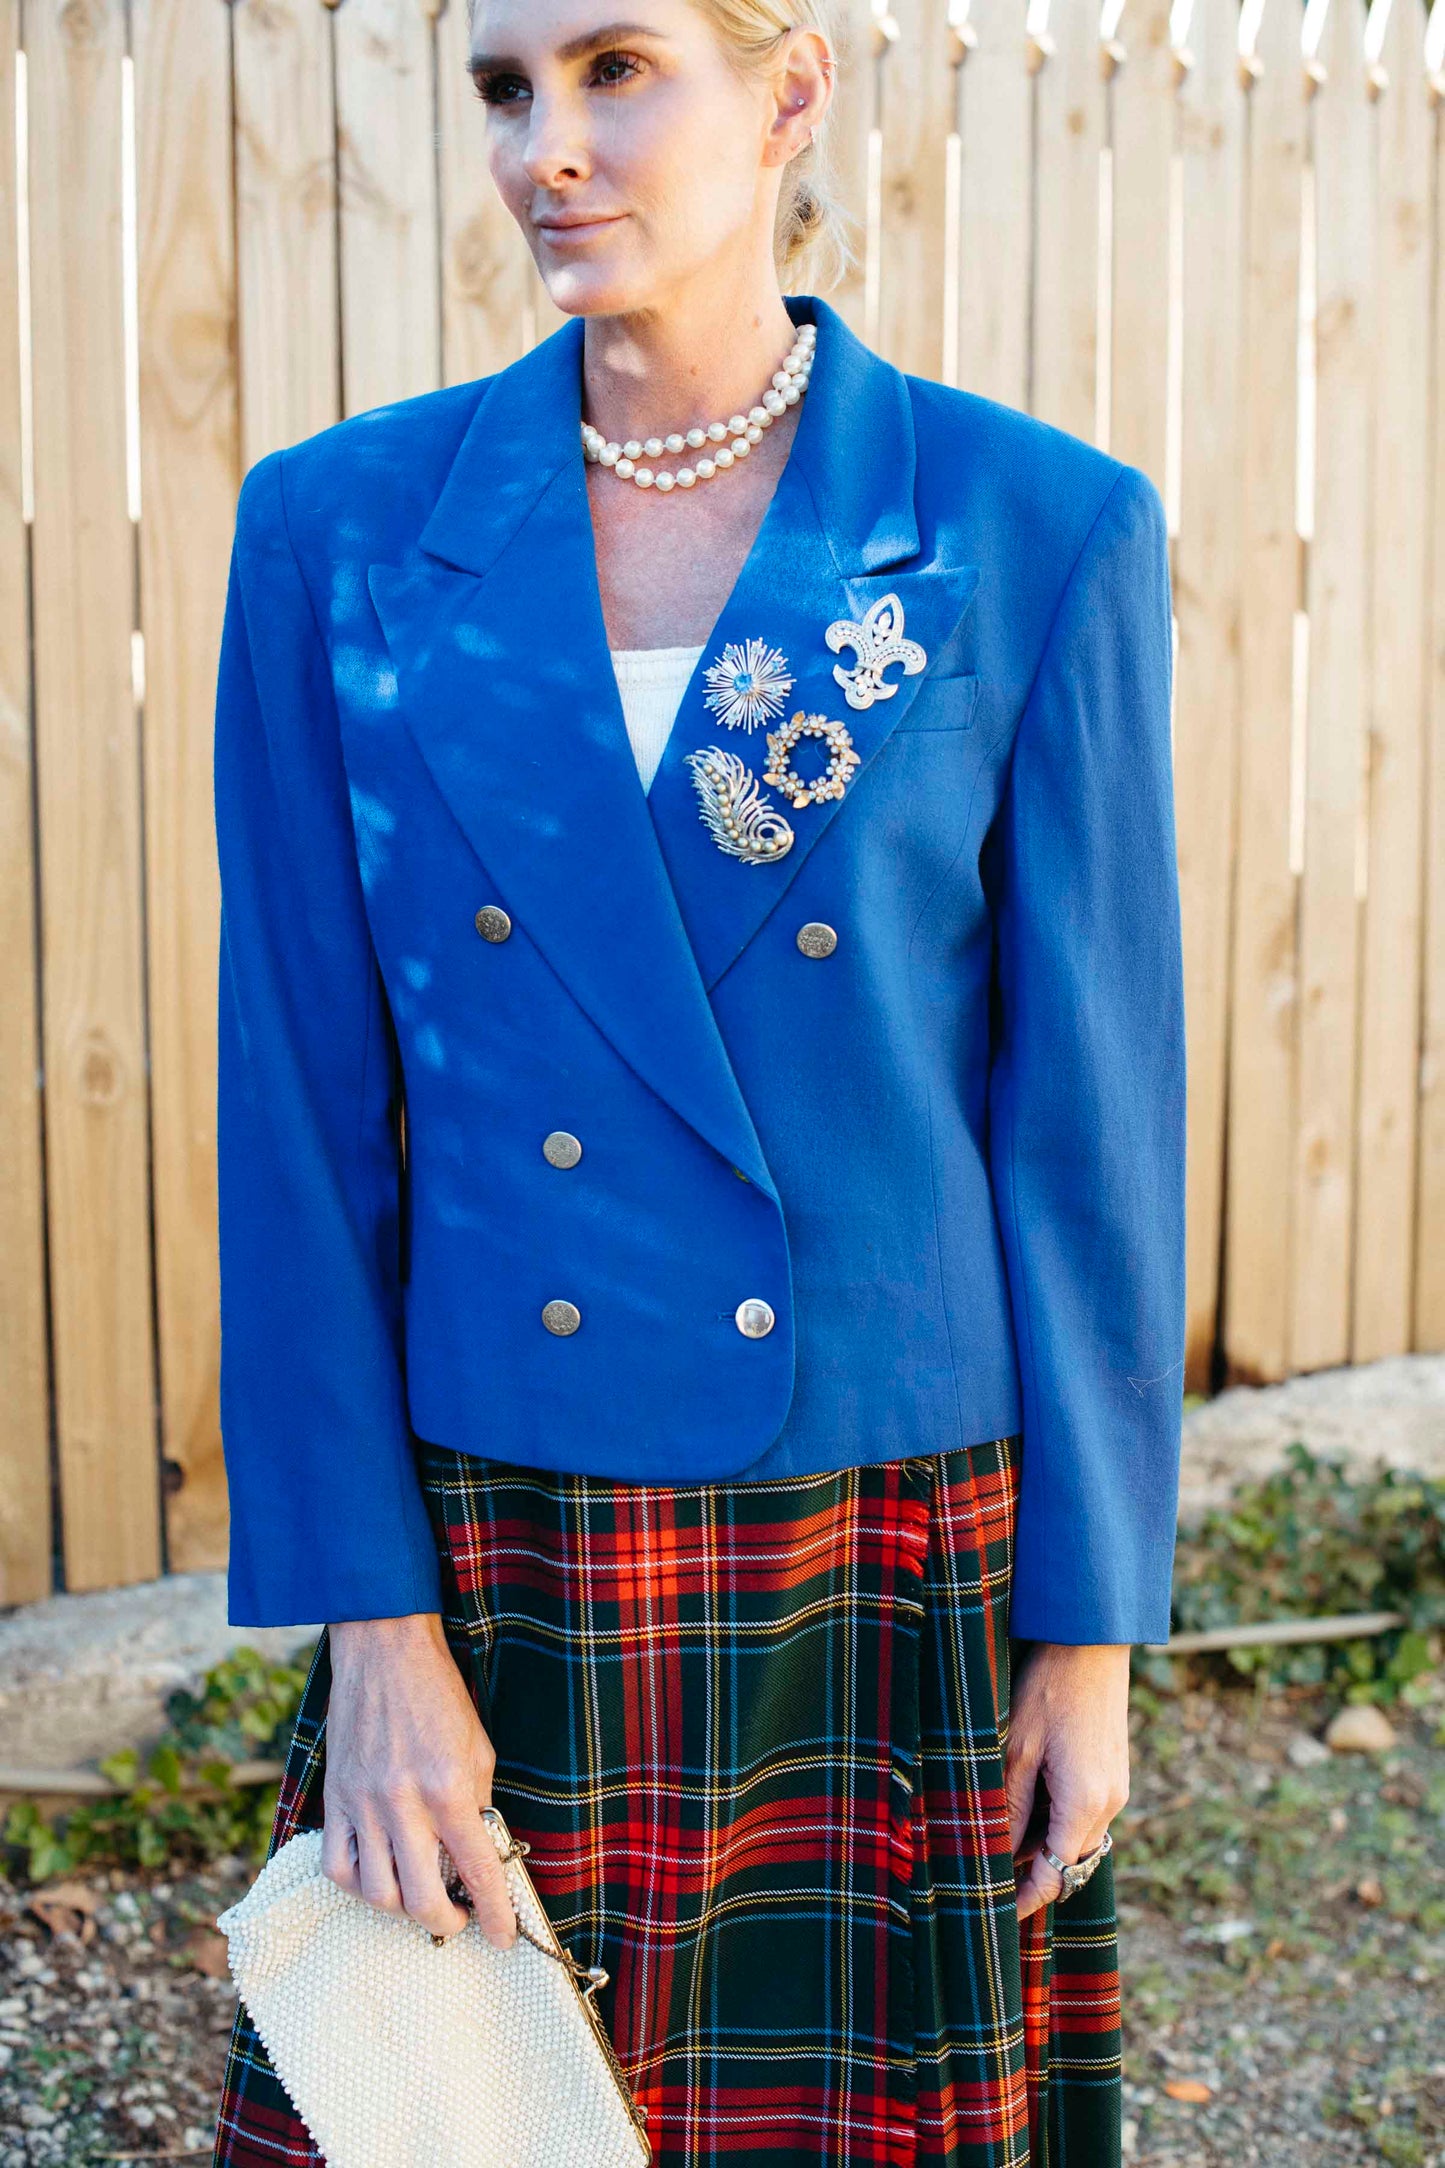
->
[[580, 320, 815, 494]]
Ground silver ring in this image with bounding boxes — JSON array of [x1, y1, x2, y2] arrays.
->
[[1040, 1826, 1113, 1900]]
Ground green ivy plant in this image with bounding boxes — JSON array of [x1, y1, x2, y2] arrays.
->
[[3, 1643, 316, 1882], [1158, 1441, 1445, 1700]]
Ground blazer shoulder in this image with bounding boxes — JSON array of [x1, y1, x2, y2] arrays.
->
[[903, 371, 1163, 589], [236, 375, 497, 563]]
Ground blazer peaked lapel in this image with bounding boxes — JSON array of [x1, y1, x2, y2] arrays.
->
[[643, 482, 981, 989], [367, 295, 980, 1191]]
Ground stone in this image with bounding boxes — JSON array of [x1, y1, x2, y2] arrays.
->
[[0, 1572, 314, 1771], [1323, 1703, 1397, 1754], [1179, 1352, 1445, 1530]]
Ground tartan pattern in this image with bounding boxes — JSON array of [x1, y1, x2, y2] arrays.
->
[[213, 1435, 1121, 2166]]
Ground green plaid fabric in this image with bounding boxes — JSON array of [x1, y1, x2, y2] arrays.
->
[[215, 1434, 1121, 2164]]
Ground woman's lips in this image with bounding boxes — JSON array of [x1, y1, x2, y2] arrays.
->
[[536, 215, 625, 244]]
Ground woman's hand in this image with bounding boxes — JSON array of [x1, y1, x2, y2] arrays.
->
[[1004, 1641, 1131, 1921], [321, 1612, 518, 1947]]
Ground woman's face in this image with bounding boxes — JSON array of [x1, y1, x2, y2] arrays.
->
[[469, 1, 801, 315]]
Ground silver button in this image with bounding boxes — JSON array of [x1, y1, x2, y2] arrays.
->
[[796, 921, 837, 958], [543, 1130, 583, 1169], [542, 1299, 581, 1335], [735, 1298, 775, 1339], [475, 904, 512, 942]]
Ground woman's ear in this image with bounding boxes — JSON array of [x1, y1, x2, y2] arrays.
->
[[764, 27, 832, 168]]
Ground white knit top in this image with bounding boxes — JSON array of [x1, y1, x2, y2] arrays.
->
[[610, 642, 706, 795]]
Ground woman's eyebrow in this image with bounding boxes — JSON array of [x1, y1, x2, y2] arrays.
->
[[471, 20, 671, 72]]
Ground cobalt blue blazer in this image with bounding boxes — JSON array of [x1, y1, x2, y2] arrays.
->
[[214, 290, 1186, 1642]]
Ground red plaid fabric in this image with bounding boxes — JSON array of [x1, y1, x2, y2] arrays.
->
[[213, 1435, 1122, 2165]]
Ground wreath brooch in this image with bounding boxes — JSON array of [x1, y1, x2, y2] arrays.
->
[[760, 711, 861, 809]]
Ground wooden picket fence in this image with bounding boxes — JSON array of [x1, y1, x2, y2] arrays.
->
[[2, 0, 1443, 1604]]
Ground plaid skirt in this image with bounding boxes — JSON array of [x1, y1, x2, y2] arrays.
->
[[213, 1434, 1122, 2166]]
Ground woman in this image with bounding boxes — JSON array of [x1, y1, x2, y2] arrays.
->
[[211, 0, 1186, 2160]]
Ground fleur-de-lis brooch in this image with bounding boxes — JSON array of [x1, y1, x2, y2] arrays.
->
[[685, 747, 795, 866], [701, 637, 794, 733], [825, 592, 927, 710]]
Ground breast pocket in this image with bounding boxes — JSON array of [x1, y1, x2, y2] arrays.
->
[[892, 671, 982, 732]]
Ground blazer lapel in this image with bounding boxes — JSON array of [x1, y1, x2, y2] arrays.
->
[[643, 490, 981, 990], [366, 293, 980, 1188], [637, 292, 982, 989], [369, 326, 780, 1193]]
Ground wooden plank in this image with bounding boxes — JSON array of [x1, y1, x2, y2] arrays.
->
[[435, 0, 536, 383], [817, 0, 884, 339], [27, 0, 160, 1589], [874, 0, 959, 378], [0, 0, 53, 1603], [131, 0, 236, 1568], [1172, 0, 1248, 1393], [1417, 46, 1445, 1347], [950, 0, 1033, 407], [1353, 0, 1432, 1358], [1290, 0, 1372, 1371], [1222, 0, 1307, 1386], [1032, 0, 1106, 438], [1107, 0, 1173, 482], [335, 0, 440, 415], [232, 0, 339, 464]]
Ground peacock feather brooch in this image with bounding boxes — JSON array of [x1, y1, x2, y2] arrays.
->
[[685, 746, 795, 866]]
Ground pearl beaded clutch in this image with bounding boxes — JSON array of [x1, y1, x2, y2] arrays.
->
[[216, 1804, 652, 2166]]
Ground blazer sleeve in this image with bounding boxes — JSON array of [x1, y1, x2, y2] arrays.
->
[[214, 448, 441, 1629], [982, 463, 1186, 1646]]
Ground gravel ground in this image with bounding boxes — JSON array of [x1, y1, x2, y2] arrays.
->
[[0, 1672, 1441, 2166], [0, 1861, 242, 2163], [1118, 1671, 1445, 2167]]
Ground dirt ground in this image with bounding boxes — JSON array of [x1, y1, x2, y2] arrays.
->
[[1117, 1674, 1444, 2166], [1, 1673, 1441, 2167]]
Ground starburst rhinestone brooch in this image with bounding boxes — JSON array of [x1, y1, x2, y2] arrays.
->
[[701, 637, 795, 733], [825, 592, 927, 710], [685, 746, 795, 866], [761, 711, 861, 809]]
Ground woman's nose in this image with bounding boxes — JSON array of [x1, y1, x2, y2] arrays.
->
[[521, 100, 592, 191]]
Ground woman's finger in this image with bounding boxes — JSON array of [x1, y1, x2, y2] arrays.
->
[[388, 1807, 471, 1939], [320, 1802, 360, 1894], [1003, 1729, 1043, 1856], [435, 1800, 518, 1951], [354, 1812, 406, 1915], [1016, 1799, 1112, 1921]]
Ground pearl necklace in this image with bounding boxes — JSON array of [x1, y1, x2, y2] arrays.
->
[[580, 320, 815, 494]]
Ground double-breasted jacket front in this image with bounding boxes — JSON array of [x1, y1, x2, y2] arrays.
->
[[213, 292, 1186, 1643]]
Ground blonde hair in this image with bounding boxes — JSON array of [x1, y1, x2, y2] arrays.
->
[[692, 0, 855, 292]]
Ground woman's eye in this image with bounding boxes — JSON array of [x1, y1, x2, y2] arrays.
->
[[471, 71, 526, 107], [592, 50, 643, 87], [470, 51, 643, 106]]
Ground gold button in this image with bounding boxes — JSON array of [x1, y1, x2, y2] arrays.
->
[[735, 1298, 775, 1338], [796, 921, 837, 958], [543, 1130, 583, 1169], [542, 1299, 581, 1335], [475, 904, 512, 942]]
